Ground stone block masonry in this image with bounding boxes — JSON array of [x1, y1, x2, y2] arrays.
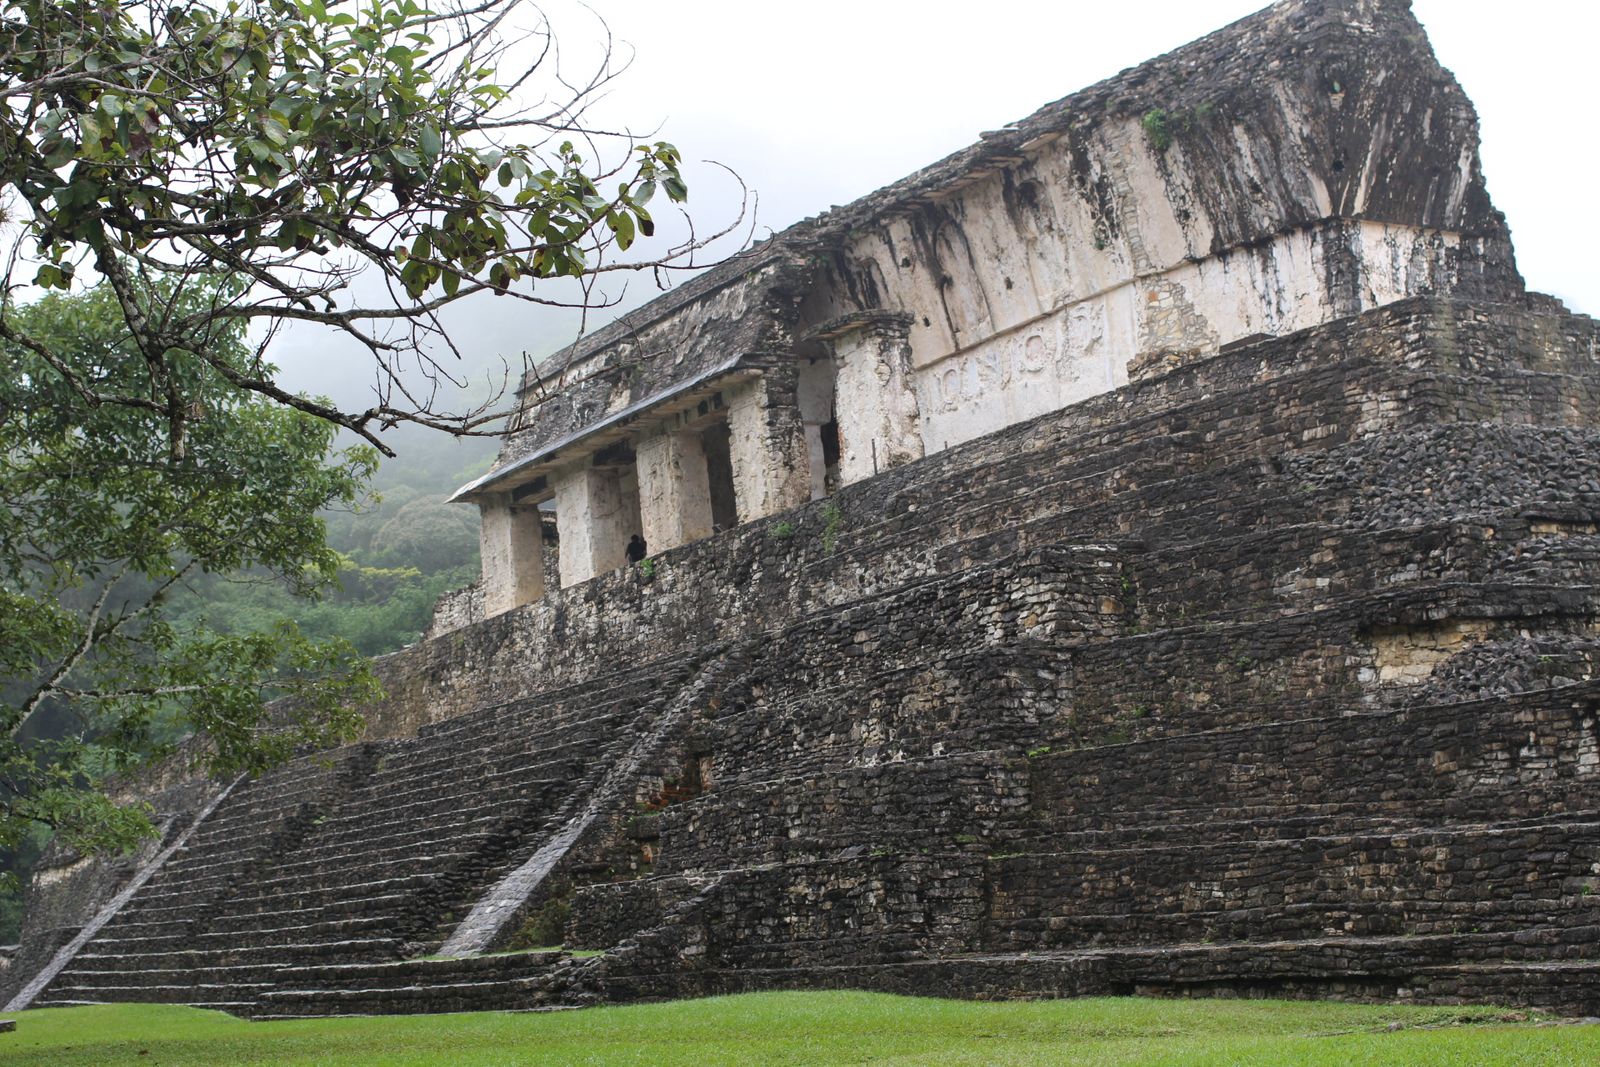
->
[[448, 0, 1519, 606], [9, 0, 1600, 1021], [24, 283, 1598, 1017]]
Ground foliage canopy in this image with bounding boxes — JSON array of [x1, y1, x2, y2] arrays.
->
[[0, 0, 720, 457], [0, 0, 721, 921], [0, 281, 378, 874]]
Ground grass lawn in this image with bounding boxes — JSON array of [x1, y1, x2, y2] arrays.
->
[[3, 992, 1595, 1066]]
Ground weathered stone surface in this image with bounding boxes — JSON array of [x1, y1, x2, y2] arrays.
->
[[10, 0, 1600, 1022], [451, 0, 1521, 592], [477, 496, 543, 617]]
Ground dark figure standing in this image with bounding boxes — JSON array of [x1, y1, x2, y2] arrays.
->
[[626, 534, 647, 564]]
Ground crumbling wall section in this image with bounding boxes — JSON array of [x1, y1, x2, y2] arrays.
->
[[473, 0, 1520, 516], [495, 253, 815, 468], [409, 295, 1599, 734]]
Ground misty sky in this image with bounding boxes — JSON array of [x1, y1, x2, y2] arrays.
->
[[274, 0, 1598, 430]]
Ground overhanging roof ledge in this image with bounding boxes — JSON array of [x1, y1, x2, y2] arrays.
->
[[449, 354, 766, 504]]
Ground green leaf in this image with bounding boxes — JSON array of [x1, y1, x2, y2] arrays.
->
[[42, 135, 79, 169], [612, 210, 635, 250], [418, 125, 442, 160]]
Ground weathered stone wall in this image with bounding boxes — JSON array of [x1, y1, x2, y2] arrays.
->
[[498, 255, 814, 466], [463, 0, 1519, 552], [427, 580, 482, 635], [1029, 689, 1600, 828], [582, 681, 1600, 1002], [16, 0, 1600, 1021], [391, 295, 1599, 738]]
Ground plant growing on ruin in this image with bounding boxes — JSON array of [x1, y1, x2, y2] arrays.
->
[[506, 896, 571, 950], [770, 521, 796, 541], [636, 557, 657, 581], [820, 503, 845, 555], [0, 0, 741, 458], [1141, 109, 1175, 152], [1140, 103, 1215, 154]]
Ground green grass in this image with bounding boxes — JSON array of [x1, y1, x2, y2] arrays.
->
[[3, 992, 1595, 1066]]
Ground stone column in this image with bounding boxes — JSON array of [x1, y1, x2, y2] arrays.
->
[[478, 494, 545, 617], [829, 315, 923, 487], [801, 422, 827, 500], [553, 465, 632, 587], [726, 369, 810, 524], [636, 430, 714, 553]]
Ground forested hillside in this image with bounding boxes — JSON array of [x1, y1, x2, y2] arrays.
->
[[166, 425, 495, 658]]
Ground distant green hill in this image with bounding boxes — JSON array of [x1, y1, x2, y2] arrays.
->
[[167, 424, 496, 658]]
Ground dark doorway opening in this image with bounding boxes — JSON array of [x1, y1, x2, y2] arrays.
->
[[701, 419, 739, 531]]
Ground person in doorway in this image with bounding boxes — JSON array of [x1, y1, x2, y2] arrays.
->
[[626, 533, 648, 564]]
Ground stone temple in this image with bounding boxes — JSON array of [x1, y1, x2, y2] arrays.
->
[[6, 0, 1599, 1017]]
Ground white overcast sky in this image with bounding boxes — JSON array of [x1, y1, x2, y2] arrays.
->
[[277, 0, 1599, 411]]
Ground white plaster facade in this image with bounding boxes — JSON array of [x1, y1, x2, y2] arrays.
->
[[726, 379, 810, 523], [478, 494, 544, 617], [553, 466, 637, 589], [448, 0, 1514, 622], [636, 430, 714, 553], [809, 109, 1494, 455], [827, 321, 925, 487]]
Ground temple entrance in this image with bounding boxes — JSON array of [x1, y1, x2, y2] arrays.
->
[[701, 418, 738, 532], [797, 353, 838, 500], [617, 464, 643, 561], [553, 445, 644, 587]]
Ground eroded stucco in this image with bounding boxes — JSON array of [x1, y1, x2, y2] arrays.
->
[[451, 0, 1523, 621]]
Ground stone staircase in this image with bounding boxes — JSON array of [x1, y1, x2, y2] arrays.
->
[[36, 750, 372, 1012], [26, 295, 1600, 1017], [259, 952, 583, 1018], [543, 300, 1600, 1015], [34, 664, 682, 1014]]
